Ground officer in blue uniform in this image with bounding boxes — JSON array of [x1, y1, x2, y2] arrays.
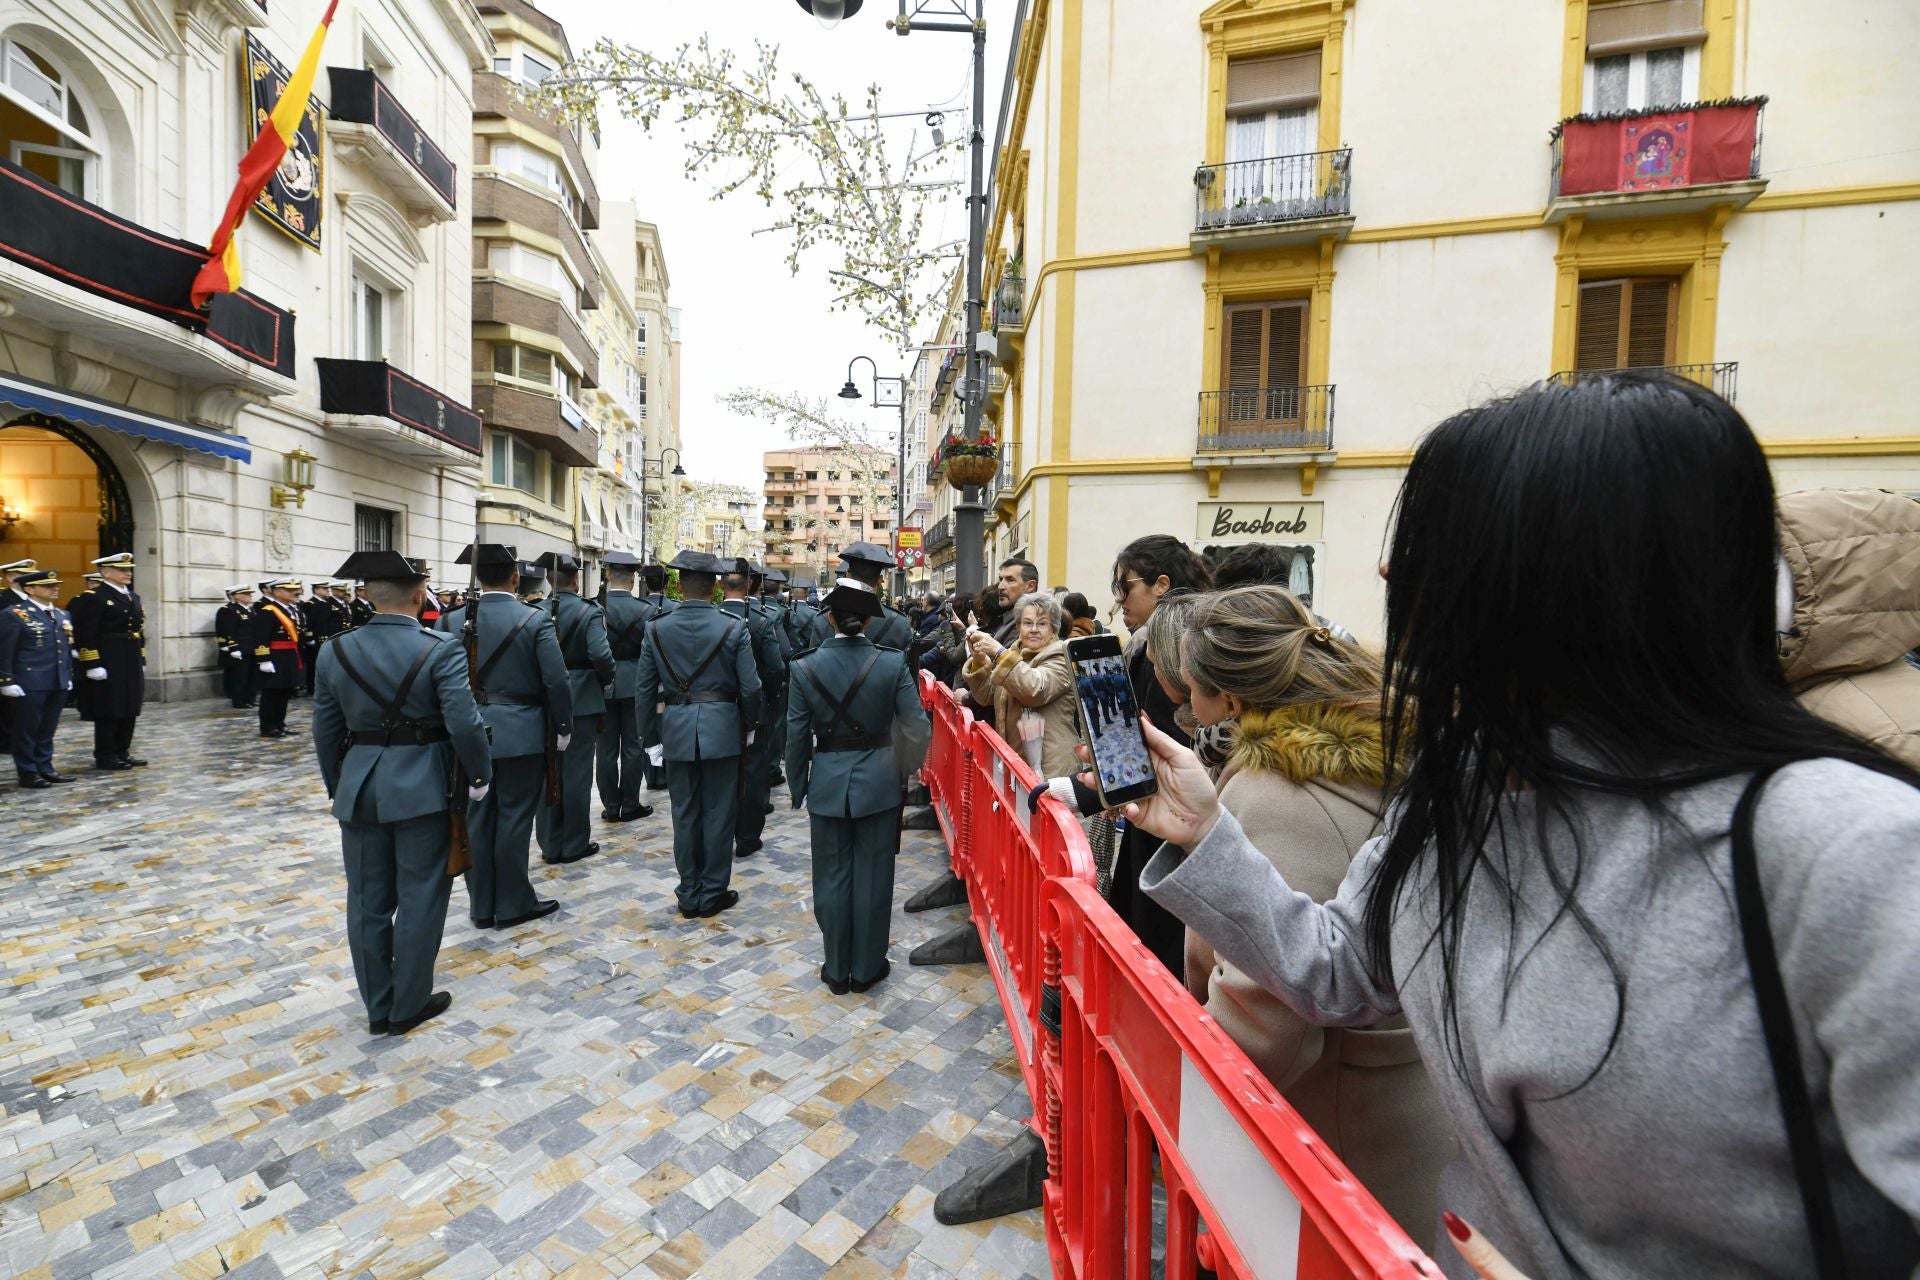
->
[[312, 551, 492, 1036], [835, 543, 913, 649], [436, 545, 572, 929], [786, 578, 930, 992], [639, 563, 676, 792], [69, 551, 147, 769], [597, 550, 656, 822], [721, 559, 787, 857], [215, 583, 257, 708], [635, 551, 760, 918], [0, 558, 38, 748], [0, 568, 76, 787], [534, 551, 614, 865]]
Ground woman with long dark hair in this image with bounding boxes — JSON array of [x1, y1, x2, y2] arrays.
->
[[1105, 534, 1213, 977], [1126, 375, 1920, 1276]]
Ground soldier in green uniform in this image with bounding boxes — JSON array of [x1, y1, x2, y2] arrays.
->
[[835, 543, 913, 649], [783, 579, 826, 655], [596, 550, 656, 823], [68, 552, 147, 769], [721, 559, 787, 857], [639, 563, 676, 792], [311, 551, 492, 1036], [515, 561, 547, 605], [435, 545, 572, 929], [635, 551, 761, 918], [786, 578, 930, 993], [534, 552, 615, 865], [761, 567, 793, 786]]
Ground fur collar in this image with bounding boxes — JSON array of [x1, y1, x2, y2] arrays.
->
[[1226, 703, 1389, 787]]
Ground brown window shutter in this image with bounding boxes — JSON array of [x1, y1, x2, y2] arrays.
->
[[1625, 279, 1678, 367], [1266, 301, 1306, 387], [1227, 51, 1321, 115], [1586, 0, 1706, 56], [1224, 306, 1266, 388], [1575, 281, 1626, 371]]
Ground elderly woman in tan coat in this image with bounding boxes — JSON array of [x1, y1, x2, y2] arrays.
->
[[962, 591, 1080, 777], [1179, 586, 1454, 1240]]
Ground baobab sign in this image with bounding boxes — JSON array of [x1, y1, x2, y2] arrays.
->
[[1195, 500, 1324, 545]]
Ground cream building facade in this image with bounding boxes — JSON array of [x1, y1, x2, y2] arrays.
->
[[763, 445, 900, 591], [0, 0, 489, 697], [979, 0, 1920, 639]]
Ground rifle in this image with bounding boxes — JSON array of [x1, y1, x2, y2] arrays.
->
[[543, 592, 563, 807], [447, 536, 480, 878]]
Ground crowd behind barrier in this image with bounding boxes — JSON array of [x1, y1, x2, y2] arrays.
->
[[915, 672, 1438, 1279]]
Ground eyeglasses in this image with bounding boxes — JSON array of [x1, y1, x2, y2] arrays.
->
[[1111, 576, 1144, 600]]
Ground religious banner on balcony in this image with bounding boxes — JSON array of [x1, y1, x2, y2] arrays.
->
[[1554, 98, 1765, 197], [244, 32, 325, 251]]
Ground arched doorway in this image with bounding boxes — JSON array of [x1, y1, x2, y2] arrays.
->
[[0, 412, 135, 586]]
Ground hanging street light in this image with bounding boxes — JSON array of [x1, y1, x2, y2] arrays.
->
[[795, 0, 863, 29]]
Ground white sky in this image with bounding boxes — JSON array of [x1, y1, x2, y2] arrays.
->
[[535, 0, 1015, 494]]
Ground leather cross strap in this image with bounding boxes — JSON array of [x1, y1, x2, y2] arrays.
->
[[474, 607, 538, 688], [798, 648, 884, 745], [332, 634, 440, 733], [652, 619, 738, 697], [610, 612, 649, 660], [550, 596, 587, 663]]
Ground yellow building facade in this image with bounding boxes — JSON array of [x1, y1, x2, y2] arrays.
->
[[977, 0, 1920, 638]]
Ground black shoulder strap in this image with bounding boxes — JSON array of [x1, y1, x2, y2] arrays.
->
[[551, 596, 586, 661], [612, 607, 649, 657], [474, 607, 539, 687], [799, 648, 884, 739], [332, 634, 440, 726], [1731, 765, 1849, 1279]]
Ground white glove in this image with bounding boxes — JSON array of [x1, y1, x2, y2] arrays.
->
[[468, 782, 490, 803], [228, 648, 242, 659], [0, 684, 23, 698], [259, 661, 275, 674], [555, 733, 572, 752], [746, 730, 756, 746], [646, 744, 665, 768], [86, 667, 108, 682]]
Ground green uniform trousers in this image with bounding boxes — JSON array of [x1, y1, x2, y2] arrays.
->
[[737, 723, 772, 851], [768, 687, 789, 778], [596, 697, 645, 812], [535, 714, 598, 862], [668, 756, 740, 913], [466, 754, 544, 922], [341, 811, 454, 1025], [810, 808, 902, 986]]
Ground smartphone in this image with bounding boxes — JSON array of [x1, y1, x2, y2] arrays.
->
[[1066, 634, 1159, 810]]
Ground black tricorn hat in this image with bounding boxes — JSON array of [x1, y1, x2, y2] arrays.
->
[[822, 578, 883, 619], [666, 549, 716, 575], [533, 551, 581, 574], [603, 550, 643, 569], [335, 551, 430, 583], [764, 566, 789, 585], [838, 541, 895, 569], [641, 563, 668, 587], [456, 543, 519, 567], [517, 560, 547, 582]]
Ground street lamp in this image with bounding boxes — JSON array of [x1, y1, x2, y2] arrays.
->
[[814, 0, 989, 600], [637, 447, 686, 566], [840, 354, 910, 599]]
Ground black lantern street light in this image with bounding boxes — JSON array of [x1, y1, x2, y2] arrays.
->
[[809, 0, 989, 600], [636, 446, 686, 567], [839, 354, 910, 600]]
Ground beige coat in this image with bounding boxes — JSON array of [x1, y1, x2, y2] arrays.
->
[[1778, 488, 1920, 769], [963, 638, 1080, 777], [1186, 704, 1456, 1241]]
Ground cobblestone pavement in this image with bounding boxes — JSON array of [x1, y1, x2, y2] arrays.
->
[[0, 699, 1049, 1280]]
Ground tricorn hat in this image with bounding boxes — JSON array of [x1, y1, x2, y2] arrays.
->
[[821, 577, 882, 619], [456, 543, 519, 568], [334, 551, 430, 583], [533, 551, 581, 574], [666, 549, 716, 575], [838, 541, 895, 569], [603, 550, 642, 569], [517, 560, 547, 582], [764, 566, 789, 585]]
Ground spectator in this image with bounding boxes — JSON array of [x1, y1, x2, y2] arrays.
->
[[1105, 533, 1213, 979], [1126, 374, 1920, 1276], [1777, 487, 1920, 769], [942, 586, 1008, 707], [1178, 584, 1454, 1239], [993, 558, 1040, 646], [1141, 592, 1223, 765], [1062, 592, 1101, 639], [962, 591, 1079, 777], [1213, 543, 1356, 642]]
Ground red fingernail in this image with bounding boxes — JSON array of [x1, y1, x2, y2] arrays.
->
[[1443, 1211, 1470, 1242]]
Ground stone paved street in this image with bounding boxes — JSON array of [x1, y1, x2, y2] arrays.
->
[[0, 700, 1048, 1280]]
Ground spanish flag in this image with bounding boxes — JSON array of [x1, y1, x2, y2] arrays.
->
[[191, 0, 339, 308]]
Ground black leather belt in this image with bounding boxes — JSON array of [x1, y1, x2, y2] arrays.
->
[[564, 662, 596, 671], [816, 732, 889, 753], [663, 691, 734, 706], [345, 725, 450, 747], [474, 691, 543, 706]]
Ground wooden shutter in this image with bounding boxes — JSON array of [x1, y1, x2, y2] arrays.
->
[[1227, 51, 1321, 115], [1222, 300, 1309, 387], [1225, 306, 1266, 389], [1575, 278, 1677, 370], [1586, 0, 1706, 56], [1266, 303, 1305, 387]]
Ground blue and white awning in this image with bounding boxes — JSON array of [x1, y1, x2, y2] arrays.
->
[[0, 370, 252, 463]]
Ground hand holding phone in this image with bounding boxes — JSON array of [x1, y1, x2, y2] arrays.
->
[[1066, 634, 1158, 810]]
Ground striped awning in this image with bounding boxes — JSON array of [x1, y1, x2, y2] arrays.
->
[[0, 370, 251, 462]]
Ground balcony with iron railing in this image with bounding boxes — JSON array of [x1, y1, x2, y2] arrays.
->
[[993, 272, 1026, 335], [1550, 361, 1738, 400], [926, 515, 954, 554], [1547, 98, 1766, 222], [1193, 149, 1353, 251], [1197, 385, 1336, 454]]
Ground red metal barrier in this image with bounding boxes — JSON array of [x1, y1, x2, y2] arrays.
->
[[1042, 876, 1439, 1280], [919, 673, 975, 872]]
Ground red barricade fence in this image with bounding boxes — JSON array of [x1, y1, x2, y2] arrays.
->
[[915, 673, 1439, 1279]]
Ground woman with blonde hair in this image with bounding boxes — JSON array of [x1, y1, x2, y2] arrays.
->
[[1179, 585, 1454, 1240]]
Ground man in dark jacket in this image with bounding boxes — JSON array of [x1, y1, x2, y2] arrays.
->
[[250, 579, 307, 738], [215, 584, 257, 708], [597, 551, 655, 822], [0, 568, 76, 787], [721, 559, 787, 857], [68, 552, 146, 768]]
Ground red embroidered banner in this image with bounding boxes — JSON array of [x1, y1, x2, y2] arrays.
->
[[1557, 102, 1760, 197]]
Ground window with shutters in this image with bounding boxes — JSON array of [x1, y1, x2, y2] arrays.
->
[[1221, 300, 1309, 421], [1582, 0, 1703, 113], [1575, 278, 1677, 370], [1222, 51, 1322, 213]]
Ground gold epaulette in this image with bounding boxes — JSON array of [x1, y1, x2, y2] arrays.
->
[[77, 647, 100, 661]]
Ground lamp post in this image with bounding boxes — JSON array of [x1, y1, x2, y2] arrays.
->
[[637, 446, 685, 566], [839, 354, 909, 601], [809, 0, 989, 599]]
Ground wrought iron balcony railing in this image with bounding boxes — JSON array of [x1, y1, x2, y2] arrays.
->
[[926, 515, 954, 553], [1197, 385, 1336, 453], [1550, 362, 1738, 401], [994, 273, 1025, 332], [1195, 149, 1351, 233]]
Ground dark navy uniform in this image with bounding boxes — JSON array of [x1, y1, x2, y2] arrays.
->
[[722, 574, 786, 856], [786, 582, 930, 990], [597, 555, 656, 820], [0, 570, 75, 784], [535, 556, 615, 864], [640, 568, 677, 789], [215, 589, 256, 708], [251, 585, 308, 737], [68, 556, 145, 768]]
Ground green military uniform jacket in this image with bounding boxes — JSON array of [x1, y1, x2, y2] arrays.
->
[[312, 615, 492, 823], [723, 597, 787, 728], [603, 590, 655, 701], [785, 635, 929, 819], [634, 599, 762, 762], [435, 593, 572, 758], [545, 590, 615, 717]]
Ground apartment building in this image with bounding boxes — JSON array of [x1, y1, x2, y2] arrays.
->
[[762, 446, 900, 590], [0, 0, 488, 697], [974, 0, 1920, 638]]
